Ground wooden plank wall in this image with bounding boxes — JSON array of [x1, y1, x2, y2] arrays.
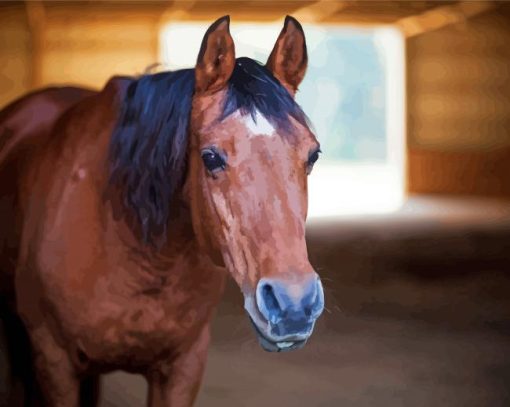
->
[[0, 4, 162, 108], [0, 6, 31, 108], [40, 5, 160, 89], [407, 7, 510, 197]]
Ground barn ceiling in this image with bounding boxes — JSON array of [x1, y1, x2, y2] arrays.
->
[[0, 1, 502, 28]]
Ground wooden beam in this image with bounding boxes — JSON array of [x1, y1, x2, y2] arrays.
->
[[158, 0, 196, 24], [24, 0, 46, 88], [397, 1, 496, 38], [291, 0, 348, 23]]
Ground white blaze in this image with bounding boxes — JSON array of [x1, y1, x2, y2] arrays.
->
[[244, 110, 275, 137]]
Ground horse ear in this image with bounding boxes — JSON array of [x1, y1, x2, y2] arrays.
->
[[266, 15, 308, 96], [195, 15, 236, 94]]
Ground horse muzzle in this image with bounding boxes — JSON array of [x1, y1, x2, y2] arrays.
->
[[244, 274, 324, 352]]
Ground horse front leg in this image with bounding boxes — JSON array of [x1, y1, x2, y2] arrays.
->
[[28, 323, 80, 407], [146, 324, 211, 407]]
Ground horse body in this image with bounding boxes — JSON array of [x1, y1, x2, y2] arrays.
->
[[2, 79, 224, 405], [0, 15, 325, 406]]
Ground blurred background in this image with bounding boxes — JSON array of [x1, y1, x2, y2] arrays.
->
[[1, 1, 510, 406]]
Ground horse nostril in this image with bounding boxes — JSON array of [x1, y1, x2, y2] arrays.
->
[[261, 284, 283, 321], [310, 278, 325, 318], [302, 279, 319, 318], [256, 281, 285, 324]]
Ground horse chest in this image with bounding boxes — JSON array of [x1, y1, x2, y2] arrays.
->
[[72, 264, 225, 367]]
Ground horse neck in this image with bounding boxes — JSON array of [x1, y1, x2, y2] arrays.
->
[[106, 206, 197, 279]]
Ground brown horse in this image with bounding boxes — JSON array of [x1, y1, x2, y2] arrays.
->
[[0, 15, 324, 406]]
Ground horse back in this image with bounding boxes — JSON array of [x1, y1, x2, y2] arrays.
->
[[0, 86, 95, 298], [0, 87, 96, 169]]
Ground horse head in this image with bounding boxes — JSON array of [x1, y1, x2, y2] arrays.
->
[[188, 16, 324, 352]]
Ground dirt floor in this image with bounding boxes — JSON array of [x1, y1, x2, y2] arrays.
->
[[98, 196, 510, 407]]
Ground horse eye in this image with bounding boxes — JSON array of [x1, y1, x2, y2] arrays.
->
[[201, 149, 226, 173], [307, 149, 321, 173]]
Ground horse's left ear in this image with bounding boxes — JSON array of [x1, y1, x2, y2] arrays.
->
[[195, 15, 236, 95], [266, 15, 308, 96]]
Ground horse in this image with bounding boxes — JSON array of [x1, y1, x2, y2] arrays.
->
[[0, 15, 324, 406]]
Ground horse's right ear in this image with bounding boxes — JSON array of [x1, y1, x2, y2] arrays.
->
[[195, 15, 236, 95]]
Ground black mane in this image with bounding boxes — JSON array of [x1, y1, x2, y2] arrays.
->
[[108, 57, 308, 244]]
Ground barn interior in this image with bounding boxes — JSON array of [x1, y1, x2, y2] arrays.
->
[[1, 1, 510, 406]]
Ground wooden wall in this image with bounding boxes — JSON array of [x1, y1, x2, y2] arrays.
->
[[0, 3, 162, 108], [407, 7, 510, 197], [0, 6, 31, 108], [40, 4, 160, 89]]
